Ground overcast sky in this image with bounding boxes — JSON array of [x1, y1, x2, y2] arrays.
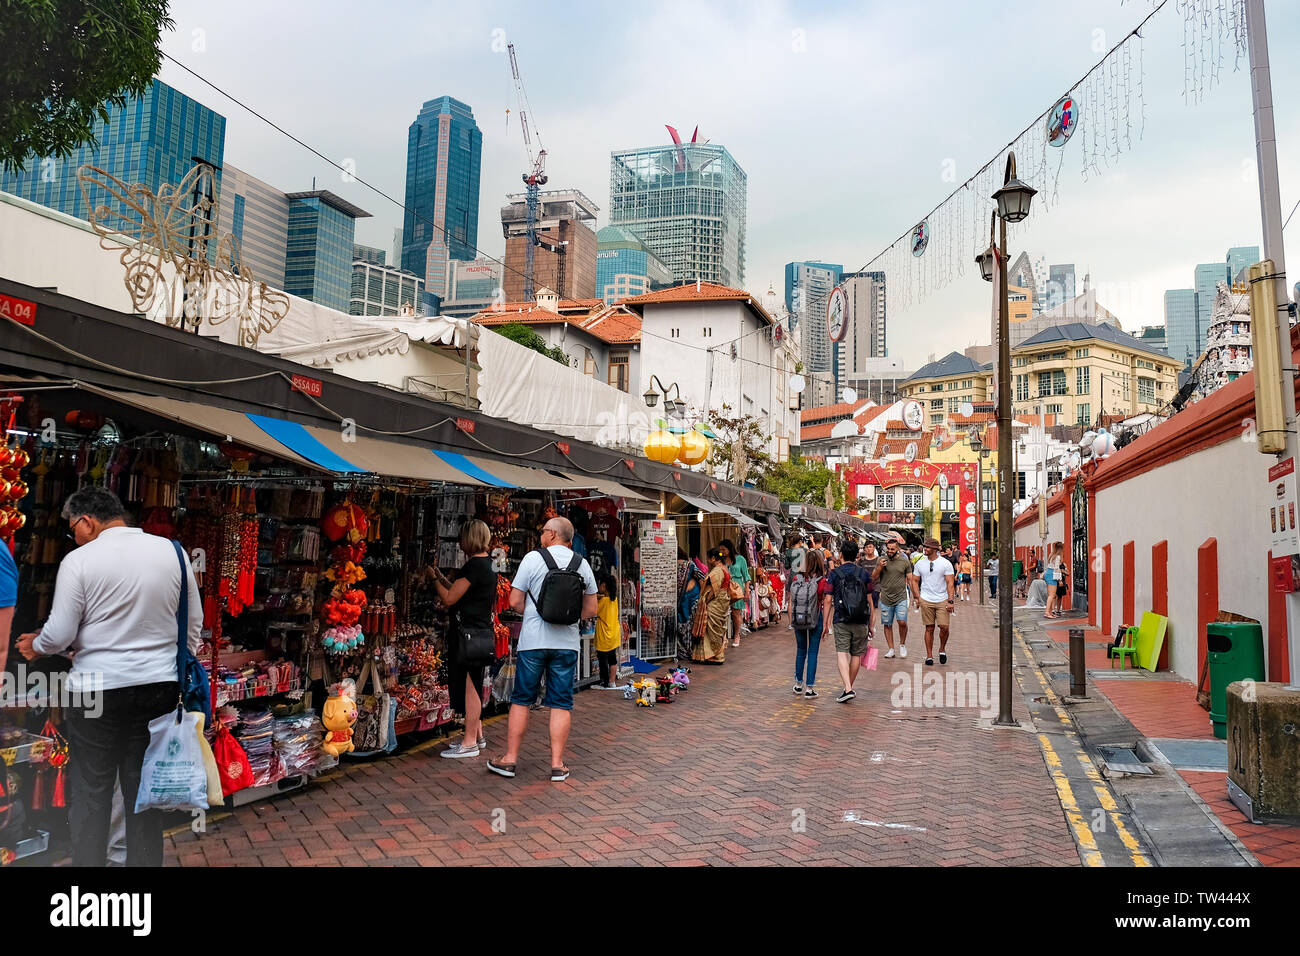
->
[[156, 0, 1300, 369]]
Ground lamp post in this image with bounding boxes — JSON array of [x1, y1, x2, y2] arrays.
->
[[643, 374, 686, 417], [976, 150, 1036, 727]]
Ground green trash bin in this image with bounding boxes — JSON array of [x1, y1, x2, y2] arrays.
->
[[1205, 622, 1266, 739], [1012, 560, 1023, 582]]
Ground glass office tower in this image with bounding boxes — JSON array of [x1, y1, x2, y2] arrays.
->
[[1, 78, 226, 236], [608, 142, 747, 287], [401, 96, 482, 304], [284, 191, 371, 313], [1164, 289, 1199, 367]]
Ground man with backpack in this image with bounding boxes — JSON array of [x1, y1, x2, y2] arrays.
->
[[490, 517, 597, 782], [828, 540, 874, 703]]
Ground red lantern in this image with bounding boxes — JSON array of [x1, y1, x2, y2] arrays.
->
[[321, 501, 368, 542], [7, 479, 26, 501], [0, 447, 11, 469], [10, 448, 28, 470]]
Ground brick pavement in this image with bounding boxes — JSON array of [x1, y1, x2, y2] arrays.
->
[[169, 604, 1078, 866]]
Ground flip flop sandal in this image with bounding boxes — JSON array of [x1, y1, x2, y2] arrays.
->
[[550, 766, 570, 782], [486, 758, 516, 778]]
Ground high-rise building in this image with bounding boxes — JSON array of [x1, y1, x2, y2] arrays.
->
[[608, 141, 746, 286], [352, 243, 386, 266], [838, 270, 887, 377], [500, 189, 598, 301], [284, 190, 371, 312], [1194, 262, 1228, 359], [1, 78, 226, 235], [1046, 264, 1076, 311], [401, 96, 482, 303], [1164, 289, 1199, 366], [350, 259, 423, 316], [215, 164, 288, 288], [785, 262, 842, 388], [1137, 325, 1168, 354], [441, 256, 503, 318], [1006, 251, 1046, 314], [1226, 245, 1260, 283], [596, 225, 672, 303], [391, 228, 403, 272]]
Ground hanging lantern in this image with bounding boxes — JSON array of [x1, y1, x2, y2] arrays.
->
[[643, 422, 680, 464], [321, 501, 369, 542], [677, 428, 711, 466]]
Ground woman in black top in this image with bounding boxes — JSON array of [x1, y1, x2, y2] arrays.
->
[[429, 519, 496, 759]]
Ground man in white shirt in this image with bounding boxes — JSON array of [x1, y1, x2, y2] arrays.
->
[[16, 487, 202, 867], [910, 537, 956, 667], [488, 517, 596, 782]]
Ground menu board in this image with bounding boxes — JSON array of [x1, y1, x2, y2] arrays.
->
[[638, 520, 678, 612]]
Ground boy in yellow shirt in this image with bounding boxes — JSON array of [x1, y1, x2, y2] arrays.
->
[[595, 574, 624, 689]]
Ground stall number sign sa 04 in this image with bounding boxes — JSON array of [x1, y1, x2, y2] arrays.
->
[[0, 293, 37, 326]]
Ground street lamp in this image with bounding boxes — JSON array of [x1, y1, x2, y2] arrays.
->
[[974, 149, 1036, 727], [643, 374, 686, 416]]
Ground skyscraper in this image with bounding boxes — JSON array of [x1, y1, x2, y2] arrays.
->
[[215, 164, 288, 289], [1226, 245, 1260, 283], [839, 270, 887, 377], [500, 189, 598, 301], [1046, 264, 1076, 311], [1193, 262, 1228, 359], [596, 225, 672, 303], [401, 96, 482, 305], [608, 141, 746, 286], [1164, 289, 1199, 366], [1, 78, 225, 232], [284, 190, 371, 313], [786, 262, 842, 389]]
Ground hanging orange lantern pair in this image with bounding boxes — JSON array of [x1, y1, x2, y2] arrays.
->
[[643, 421, 712, 467]]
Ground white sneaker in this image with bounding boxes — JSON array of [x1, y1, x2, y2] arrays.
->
[[899, 644, 908, 659], [440, 742, 480, 759], [884, 648, 896, 659], [793, 682, 803, 695]]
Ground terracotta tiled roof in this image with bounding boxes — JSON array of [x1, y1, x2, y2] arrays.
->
[[800, 399, 872, 424], [948, 411, 996, 426], [619, 281, 776, 326], [473, 304, 642, 345], [800, 422, 836, 442], [877, 433, 932, 459]]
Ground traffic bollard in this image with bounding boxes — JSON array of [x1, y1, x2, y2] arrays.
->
[[1069, 628, 1087, 698]]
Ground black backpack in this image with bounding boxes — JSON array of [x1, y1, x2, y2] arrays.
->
[[529, 547, 586, 625], [833, 566, 871, 624]]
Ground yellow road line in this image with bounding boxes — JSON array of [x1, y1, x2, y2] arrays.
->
[[1020, 628, 1150, 867], [1039, 731, 1104, 867]]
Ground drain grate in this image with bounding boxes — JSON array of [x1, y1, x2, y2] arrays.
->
[[1145, 738, 1228, 772], [1097, 746, 1154, 775]]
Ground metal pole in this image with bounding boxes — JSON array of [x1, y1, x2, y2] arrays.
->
[[997, 214, 1015, 725], [1069, 627, 1088, 698], [1246, 0, 1300, 689]]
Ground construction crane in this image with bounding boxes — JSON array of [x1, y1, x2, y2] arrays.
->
[[507, 42, 547, 299]]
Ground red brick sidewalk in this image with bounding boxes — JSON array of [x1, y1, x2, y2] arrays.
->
[[170, 606, 1076, 866]]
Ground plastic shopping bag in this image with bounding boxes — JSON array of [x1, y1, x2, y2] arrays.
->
[[135, 706, 209, 813], [861, 646, 879, 671], [213, 724, 255, 797], [194, 713, 224, 807]]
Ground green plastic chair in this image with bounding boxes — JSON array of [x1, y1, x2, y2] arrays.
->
[[1108, 625, 1139, 669]]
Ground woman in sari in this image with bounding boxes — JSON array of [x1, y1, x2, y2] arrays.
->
[[691, 547, 731, 664]]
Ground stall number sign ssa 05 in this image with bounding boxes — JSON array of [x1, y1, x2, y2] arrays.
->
[[0, 293, 37, 326]]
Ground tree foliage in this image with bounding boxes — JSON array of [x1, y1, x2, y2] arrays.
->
[[495, 322, 570, 366], [758, 453, 847, 511], [705, 405, 770, 484], [1, 1, 174, 172]]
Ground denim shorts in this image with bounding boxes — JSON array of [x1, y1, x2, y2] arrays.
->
[[510, 649, 579, 711], [880, 600, 909, 626]]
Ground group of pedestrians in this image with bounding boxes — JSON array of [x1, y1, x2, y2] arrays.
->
[[784, 533, 961, 703]]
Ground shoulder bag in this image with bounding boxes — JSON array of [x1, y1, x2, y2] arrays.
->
[[171, 540, 212, 722], [456, 610, 497, 668]]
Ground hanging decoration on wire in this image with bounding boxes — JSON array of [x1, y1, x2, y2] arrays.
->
[[910, 220, 929, 258], [1046, 93, 1079, 146], [843, 0, 1247, 317]]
